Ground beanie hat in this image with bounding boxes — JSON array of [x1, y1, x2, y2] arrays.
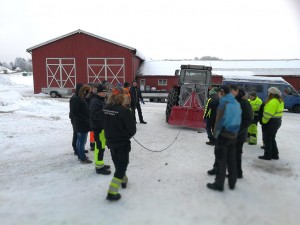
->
[[249, 91, 257, 97], [124, 82, 130, 88], [97, 84, 107, 93], [112, 86, 124, 96], [268, 87, 282, 96], [218, 85, 230, 94]]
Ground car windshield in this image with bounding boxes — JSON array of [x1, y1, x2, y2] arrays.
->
[[182, 70, 208, 84]]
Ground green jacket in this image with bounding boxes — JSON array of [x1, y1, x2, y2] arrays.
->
[[248, 96, 262, 117]]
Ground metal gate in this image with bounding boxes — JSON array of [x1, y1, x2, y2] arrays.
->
[[46, 58, 76, 88], [87, 58, 125, 84]]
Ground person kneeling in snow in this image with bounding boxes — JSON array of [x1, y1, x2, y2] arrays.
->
[[101, 86, 136, 201]]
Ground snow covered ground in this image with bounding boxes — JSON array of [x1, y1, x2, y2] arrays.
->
[[1, 74, 300, 225]]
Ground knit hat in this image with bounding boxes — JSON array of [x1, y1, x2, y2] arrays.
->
[[249, 91, 257, 97], [124, 82, 130, 88], [268, 87, 282, 96], [111, 86, 123, 96], [218, 85, 230, 94], [97, 84, 107, 93]]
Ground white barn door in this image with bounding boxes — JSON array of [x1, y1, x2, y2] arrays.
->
[[46, 58, 76, 88], [87, 58, 125, 84]]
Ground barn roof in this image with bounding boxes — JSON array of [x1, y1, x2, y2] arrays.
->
[[26, 29, 140, 56], [137, 59, 300, 77]]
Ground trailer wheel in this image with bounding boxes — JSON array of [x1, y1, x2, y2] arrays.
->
[[166, 88, 179, 122], [292, 104, 300, 113], [50, 91, 58, 98], [160, 98, 165, 103]]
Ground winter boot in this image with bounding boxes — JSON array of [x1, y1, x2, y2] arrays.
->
[[107, 177, 122, 201], [258, 155, 271, 160], [207, 168, 216, 175], [207, 183, 223, 191], [121, 175, 128, 189], [106, 193, 121, 201], [95, 167, 111, 175]]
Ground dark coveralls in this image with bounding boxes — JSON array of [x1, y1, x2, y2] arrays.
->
[[102, 104, 136, 194], [89, 95, 106, 168], [130, 86, 145, 123]]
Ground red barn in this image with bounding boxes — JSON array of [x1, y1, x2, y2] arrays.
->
[[27, 29, 143, 94]]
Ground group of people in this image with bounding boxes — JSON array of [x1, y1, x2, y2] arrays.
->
[[69, 80, 146, 201], [204, 84, 284, 191]]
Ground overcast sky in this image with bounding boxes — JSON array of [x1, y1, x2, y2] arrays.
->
[[1, 0, 300, 63]]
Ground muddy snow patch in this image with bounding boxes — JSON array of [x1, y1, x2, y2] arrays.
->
[[252, 160, 293, 177]]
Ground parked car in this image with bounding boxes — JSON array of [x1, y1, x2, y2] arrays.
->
[[222, 76, 300, 113]]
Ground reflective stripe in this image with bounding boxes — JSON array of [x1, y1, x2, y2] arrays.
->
[[203, 98, 211, 119], [122, 175, 128, 184], [95, 160, 104, 169], [108, 177, 122, 195]]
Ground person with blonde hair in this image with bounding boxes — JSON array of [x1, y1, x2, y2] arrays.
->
[[259, 87, 284, 160], [101, 86, 136, 200]]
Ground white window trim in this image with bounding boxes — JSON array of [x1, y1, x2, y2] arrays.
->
[[158, 79, 167, 86]]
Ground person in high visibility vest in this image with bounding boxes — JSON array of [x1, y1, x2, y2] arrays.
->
[[247, 91, 263, 145], [258, 87, 284, 160], [203, 87, 219, 145]]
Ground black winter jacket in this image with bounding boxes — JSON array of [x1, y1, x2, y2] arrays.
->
[[89, 95, 106, 130], [130, 86, 144, 106], [237, 98, 253, 141], [205, 93, 219, 123], [70, 96, 90, 133], [101, 104, 136, 148], [69, 83, 83, 122]]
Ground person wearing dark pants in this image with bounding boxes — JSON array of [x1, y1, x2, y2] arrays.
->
[[207, 85, 241, 191], [102, 86, 136, 201], [69, 83, 83, 155], [214, 136, 237, 190], [203, 87, 219, 145], [89, 84, 111, 174], [235, 88, 253, 178], [259, 87, 284, 160], [130, 81, 147, 124]]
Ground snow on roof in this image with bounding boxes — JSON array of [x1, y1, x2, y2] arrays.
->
[[137, 59, 300, 76], [223, 75, 285, 82], [26, 29, 145, 60], [0, 66, 14, 74]]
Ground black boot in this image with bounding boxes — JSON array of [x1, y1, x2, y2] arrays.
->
[[90, 143, 95, 151], [140, 121, 147, 124], [258, 155, 271, 160], [106, 193, 121, 201], [205, 141, 215, 146], [207, 168, 216, 175], [96, 167, 111, 175], [121, 183, 127, 189], [207, 183, 223, 191]]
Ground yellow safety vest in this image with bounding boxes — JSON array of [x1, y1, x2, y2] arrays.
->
[[203, 98, 212, 119], [262, 98, 284, 124], [248, 97, 263, 117]]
